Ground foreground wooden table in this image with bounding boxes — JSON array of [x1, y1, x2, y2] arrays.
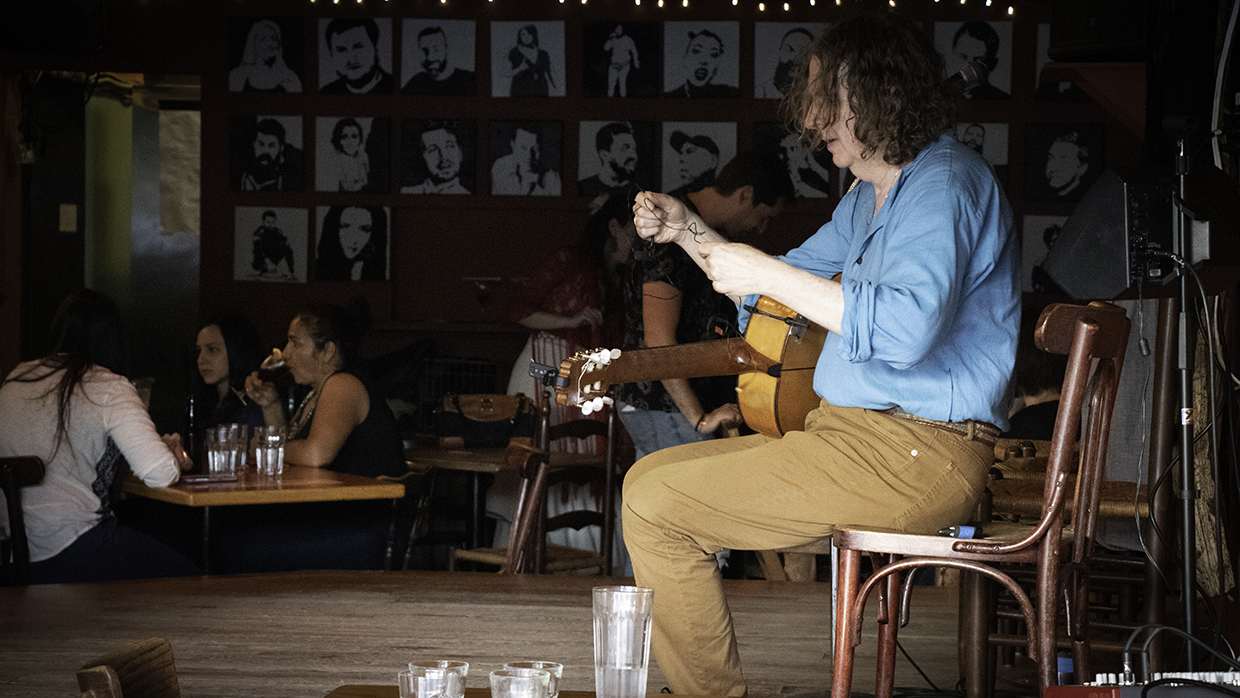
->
[[123, 466, 405, 572]]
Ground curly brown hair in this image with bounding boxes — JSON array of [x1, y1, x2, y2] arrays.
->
[[781, 11, 955, 167]]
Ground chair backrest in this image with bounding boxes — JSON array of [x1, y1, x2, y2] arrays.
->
[[0, 455, 46, 586], [1035, 301, 1130, 554], [77, 637, 181, 698], [500, 441, 551, 574]]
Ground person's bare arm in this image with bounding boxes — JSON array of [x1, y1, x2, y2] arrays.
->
[[698, 242, 846, 335], [282, 373, 369, 468]]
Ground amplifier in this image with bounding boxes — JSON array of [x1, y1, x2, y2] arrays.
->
[[1046, 673, 1240, 698]]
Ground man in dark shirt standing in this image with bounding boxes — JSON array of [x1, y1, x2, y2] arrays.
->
[[402, 25, 475, 96]]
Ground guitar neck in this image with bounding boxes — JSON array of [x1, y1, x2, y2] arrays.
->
[[595, 338, 778, 386]]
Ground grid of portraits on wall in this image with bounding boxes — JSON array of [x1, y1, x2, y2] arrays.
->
[[234, 206, 307, 283], [223, 12, 1106, 284], [315, 205, 392, 281]]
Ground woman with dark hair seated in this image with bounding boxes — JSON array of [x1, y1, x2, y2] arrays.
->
[[245, 303, 404, 478], [0, 289, 200, 584], [193, 311, 266, 436], [225, 303, 405, 572]]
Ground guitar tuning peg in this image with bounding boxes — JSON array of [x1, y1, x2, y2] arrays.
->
[[609, 348, 622, 361], [581, 401, 596, 416], [601, 396, 614, 406], [595, 351, 612, 365], [590, 397, 605, 412]]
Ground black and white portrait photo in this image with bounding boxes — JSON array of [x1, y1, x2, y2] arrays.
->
[[935, 21, 1013, 99], [316, 205, 391, 282], [234, 206, 307, 283], [582, 21, 660, 98], [754, 22, 820, 99], [490, 121, 561, 196], [229, 115, 304, 192], [228, 17, 303, 93], [663, 22, 740, 98], [954, 121, 1010, 186], [578, 121, 655, 199], [1022, 215, 1069, 293], [1024, 123, 1105, 202], [318, 17, 394, 94], [490, 21, 566, 98], [401, 19, 476, 96], [754, 122, 831, 199], [661, 121, 736, 198], [1035, 23, 1088, 102], [315, 116, 390, 193], [401, 119, 475, 195]]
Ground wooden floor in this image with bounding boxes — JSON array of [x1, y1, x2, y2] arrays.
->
[[0, 570, 1041, 698]]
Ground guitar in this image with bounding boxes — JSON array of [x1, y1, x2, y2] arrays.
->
[[546, 296, 827, 438]]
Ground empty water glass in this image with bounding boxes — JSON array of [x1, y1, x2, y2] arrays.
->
[[490, 668, 549, 698], [399, 666, 462, 698], [504, 662, 562, 698]]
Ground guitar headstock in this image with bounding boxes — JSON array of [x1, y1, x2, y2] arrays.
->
[[555, 347, 622, 415]]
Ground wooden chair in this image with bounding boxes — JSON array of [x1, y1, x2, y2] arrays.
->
[[0, 455, 46, 586], [829, 301, 1130, 698], [77, 637, 181, 698], [449, 395, 619, 575]]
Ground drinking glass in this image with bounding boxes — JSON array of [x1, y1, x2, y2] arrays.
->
[[593, 586, 654, 698], [205, 426, 235, 478], [254, 425, 285, 477], [226, 423, 248, 471], [504, 661, 562, 698], [490, 668, 549, 698], [399, 667, 462, 698]]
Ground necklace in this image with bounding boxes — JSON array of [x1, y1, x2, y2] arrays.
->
[[286, 387, 321, 438]]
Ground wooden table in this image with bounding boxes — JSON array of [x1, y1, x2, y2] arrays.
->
[[123, 466, 405, 573]]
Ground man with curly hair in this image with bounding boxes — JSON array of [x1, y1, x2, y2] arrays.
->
[[624, 11, 1020, 696]]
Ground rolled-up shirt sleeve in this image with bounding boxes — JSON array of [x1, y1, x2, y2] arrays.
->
[[99, 378, 180, 487]]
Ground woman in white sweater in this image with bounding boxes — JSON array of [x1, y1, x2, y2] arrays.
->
[[0, 290, 199, 584]]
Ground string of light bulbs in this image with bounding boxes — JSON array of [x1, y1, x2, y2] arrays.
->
[[306, 0, 1016, 13]]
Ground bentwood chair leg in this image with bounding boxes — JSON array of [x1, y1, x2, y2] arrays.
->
[[831, 548, 861, 698], [874, 558, 900, 698], [960, 569, 992, 698]]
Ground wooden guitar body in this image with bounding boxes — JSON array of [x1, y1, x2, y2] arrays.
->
[[736, 296, 827, 436]]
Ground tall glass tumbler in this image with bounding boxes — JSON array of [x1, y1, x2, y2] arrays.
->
[[254, 425, 285, 477], [593, 586, 654, 698]]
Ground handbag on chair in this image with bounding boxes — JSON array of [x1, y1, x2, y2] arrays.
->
[[435, 393, 535, 449]]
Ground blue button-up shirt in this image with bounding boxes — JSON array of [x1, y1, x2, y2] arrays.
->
[[741, 134, 1020, 428]]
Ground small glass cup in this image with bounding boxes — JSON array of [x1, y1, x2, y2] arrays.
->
[[490, 668, 549, 698], [254, 425, 285, 478], [504, 662, 562, 698], [205, 425, 235, 478], [409, 660, 468, 697], [399, 667, 462, 698]]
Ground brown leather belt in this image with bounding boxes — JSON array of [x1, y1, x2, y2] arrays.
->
[[877, 406, 999, 448]]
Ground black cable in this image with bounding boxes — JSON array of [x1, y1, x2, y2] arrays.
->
[[896, 639, 940, 692]]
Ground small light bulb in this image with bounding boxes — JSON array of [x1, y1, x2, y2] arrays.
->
[[783, 2, 789, 8], [759, 2, 765, 8], [1007, 5, 1014, 13], [682, 0, 688, 6]]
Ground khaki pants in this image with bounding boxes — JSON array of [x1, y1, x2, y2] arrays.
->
[[622, 400, 993, 696]]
